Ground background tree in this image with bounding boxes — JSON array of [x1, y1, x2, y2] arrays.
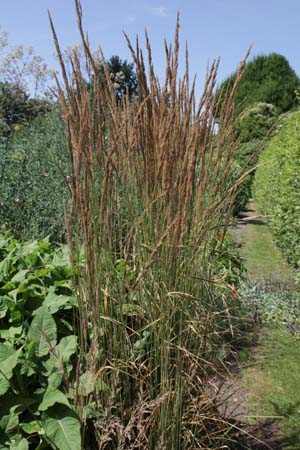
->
[[0, 27, 52, 98], [218, 53, 300, 115], [217, 53, 299, 214], [97, 55, 137, 99], [0, 27, 52, 132], [0, 82, 50, 131]]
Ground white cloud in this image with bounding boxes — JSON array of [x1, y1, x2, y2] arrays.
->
[[146, 5, 167, 17]]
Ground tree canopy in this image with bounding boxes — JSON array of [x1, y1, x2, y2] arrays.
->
[[218, 53, 300, 115], [0, 27, 52, 133], [0, 82, 50, 133], [97, 55, 137, 99]]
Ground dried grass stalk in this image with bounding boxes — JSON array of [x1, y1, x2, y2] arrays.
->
[[51, 1, 248, 448]]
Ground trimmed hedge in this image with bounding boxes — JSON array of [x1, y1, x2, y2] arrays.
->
[[254, 111, 300, 267]]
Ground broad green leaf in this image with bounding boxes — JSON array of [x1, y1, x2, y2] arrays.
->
[[0, 326, 23, 341], [29, 267, 50, 279], [20, 420, 41, 434], [51, 246, 70, 267], [43, 336, 77, 386], [56, 336, 77, 362], [0, 344, 21, 396], [19, 239, 48, 257], [44, 289, 76, 314], [0, 251, 15, 279], [7, 289, 18, 302], [54, 279, 72, 289], [28, 305, 57, 357], [9, 438, 29, 450], [39, 385, 70, 411], [18, 283, 46, 298], [78, 372, 95, 396], [47, 370, 64, 389], [11, 270, 29, 284], [0, 296, 9, 318], [42, 405, 81, 450], [0, 405, 20, 433]]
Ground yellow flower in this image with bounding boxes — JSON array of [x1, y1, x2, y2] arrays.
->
[[14, 124, 21, 131]]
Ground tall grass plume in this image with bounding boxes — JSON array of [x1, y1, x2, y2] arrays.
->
[[51, 2, 248, 447]]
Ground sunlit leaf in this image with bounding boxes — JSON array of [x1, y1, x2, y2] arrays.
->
[[42, 405, 81, 450], [28, 305, 57, 356]]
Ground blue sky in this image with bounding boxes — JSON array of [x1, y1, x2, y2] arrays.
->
[[1, 0, 300, 93]]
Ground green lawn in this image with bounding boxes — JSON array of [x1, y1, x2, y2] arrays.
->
[[244, 328, 300, 449], [236, 201, 294, 285], [236, 202, 300, 449]]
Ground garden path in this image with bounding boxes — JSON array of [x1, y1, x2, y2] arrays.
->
[[221, 201, 299, 449]]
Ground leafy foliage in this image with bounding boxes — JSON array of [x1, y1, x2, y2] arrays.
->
[[242, 285, 300, 332], [231, 103, 279, 214], [254, 111, 300, 267], [0, 27, 52, 97], [219, 53, 299, 115], [236, 102, 278, 143], [0, 82, 50, 132], [0, 28, 52, 133], [224, 72, 287, 216], [0, 234, 81, 449], [96, 55, 137, 100], [0, 107, 70, 242], [232, 139, 266, 214]]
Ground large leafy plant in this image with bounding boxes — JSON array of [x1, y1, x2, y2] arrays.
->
[[0, 234, 82, 450]]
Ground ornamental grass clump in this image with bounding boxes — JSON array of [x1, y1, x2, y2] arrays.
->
[[51, 1, 248, 447]]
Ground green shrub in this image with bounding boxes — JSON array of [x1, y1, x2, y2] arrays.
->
[[0, 233, 82, 450], [241, 285, 300, 331], [236, 102, 278, 143], [254, 111, 300, 267], [0, 82, 51, 133], [0, 107, 70, 242], [231, 104, 278, 214], [228, 141, 260, 214]]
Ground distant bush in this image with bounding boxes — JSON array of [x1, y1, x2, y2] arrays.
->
[[231, 139, 265, 214], [236, 102, 278, 143], [0, 82, 51, 133], [254, 111, 300, 267], [232, 104, 279, 214], [0, 106, 70, 242]]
